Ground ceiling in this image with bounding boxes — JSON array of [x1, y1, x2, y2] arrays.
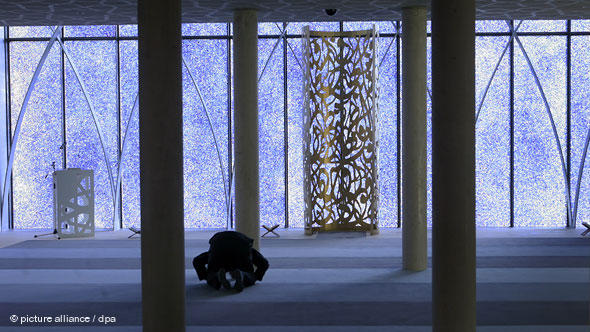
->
[[0, 0, 589, 26]]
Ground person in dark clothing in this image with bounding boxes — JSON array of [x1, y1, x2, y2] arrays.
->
[[193, 231, 269, 292]]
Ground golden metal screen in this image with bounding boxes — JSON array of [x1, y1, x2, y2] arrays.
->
[[302, 26, 379, 234]]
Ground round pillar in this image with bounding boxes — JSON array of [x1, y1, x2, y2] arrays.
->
[[233, 9, 261, 249], [402, 6, 428, 272]]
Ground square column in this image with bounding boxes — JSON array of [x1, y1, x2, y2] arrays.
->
[[138, 0, 185, 330], [431, 0, 476, 330]]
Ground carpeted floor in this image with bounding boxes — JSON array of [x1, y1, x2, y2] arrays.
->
[[0, 231, 588, 331]]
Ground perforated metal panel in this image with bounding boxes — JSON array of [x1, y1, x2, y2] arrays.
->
[[303, 27, 379, 234]]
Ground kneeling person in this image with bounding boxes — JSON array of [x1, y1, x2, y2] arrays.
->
[[193, 231, 269, 292]]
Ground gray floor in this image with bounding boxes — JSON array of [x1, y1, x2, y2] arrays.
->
[[0, 228, 588, 331]]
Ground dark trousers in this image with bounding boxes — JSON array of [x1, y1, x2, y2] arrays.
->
[[203, 269, 257, 289], [193, 249, 269, 289]]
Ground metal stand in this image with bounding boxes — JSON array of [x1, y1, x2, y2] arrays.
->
[[128, 226, 141, 238], [34, 229, 61, 240], [261, 224, 280, 238]]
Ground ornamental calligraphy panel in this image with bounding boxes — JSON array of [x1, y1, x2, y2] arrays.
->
[[303, 27, 379, 234]]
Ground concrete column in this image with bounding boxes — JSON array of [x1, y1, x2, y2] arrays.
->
[[233, 9, 260, 250], [401, 6, 428, 272], [431, 0, 476, 331], [138, 0, 185, 331]]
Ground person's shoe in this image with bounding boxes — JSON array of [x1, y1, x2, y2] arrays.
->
[[230, 270, 244, 292], [218, 268, 231, 290]]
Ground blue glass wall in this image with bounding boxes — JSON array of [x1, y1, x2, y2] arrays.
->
[[6, 21, 590, 229], [119, 40, 139, 228], [514, 35, 567, 227], [64, 40, 118, 229], [9, 40, 62, 229], [258, 28, 286, 228], [475, 36, 510, 227], [182, 38, 229, 229], [571, 32, 590, 227]]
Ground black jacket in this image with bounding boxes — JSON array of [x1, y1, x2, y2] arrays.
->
[[194, 231, 269, 281], [208, 231, 255, 272]]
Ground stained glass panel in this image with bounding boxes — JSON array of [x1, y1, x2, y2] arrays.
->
[[287, 22, 339, 35], [9, 26, 52, 38], [182, 23, 226, 36], [518, 20, 566, 33], [476, 20, 510, 33], [6, 21, 586, 230], [10, 42, 63, 229], [64, 25, 116, 38], [64, 41, 118, 229], [119, 25, 138, 37], [571, 36, 590, 227], [475, 36, 511, 226], [183, 39, 229, 229], [343, 21, 396, 34], [259, 23, 283, 36], [120, 40, 139, 228], [258, 38, 285, 228], [287, 38, 305, 228], [572, 20, 590, 32], [377, 36, 398, 227], [514, 36, 567, 227]]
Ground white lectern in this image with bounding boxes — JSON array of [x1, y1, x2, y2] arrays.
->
[[53, 168, 94, 238]]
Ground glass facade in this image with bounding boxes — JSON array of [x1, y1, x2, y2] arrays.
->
[[475, 36, 511, 227], [64, 40, 119, 229], [9, 42, 62, 229], [514, 36, 567, 227], [182, 38, 229, 229], [5, 21, 590, 229]]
